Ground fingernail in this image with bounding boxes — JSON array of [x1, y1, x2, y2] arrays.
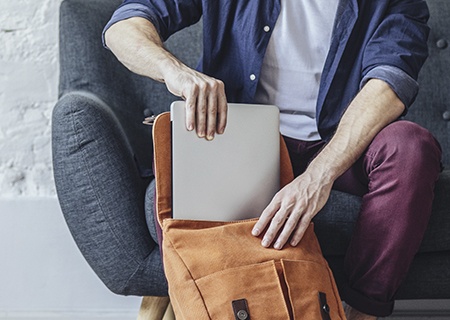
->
[[206, 134, 214, 141], [290, 239, 299, 247], [252, 228, 259, 236], [198, 131, 205, 138], [262, 238, 270, 247], [187, 124, 193, 131], [274, 241, 282, 250]]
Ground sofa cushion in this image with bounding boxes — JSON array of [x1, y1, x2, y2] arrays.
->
[[315, 169, 450, 256]]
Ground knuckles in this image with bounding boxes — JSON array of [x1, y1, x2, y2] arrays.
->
[[272, 216, 286, 226]]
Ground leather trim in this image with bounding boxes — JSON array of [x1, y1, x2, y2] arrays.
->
[[319, 292, 332, 320], [232, 299, 251, 320]]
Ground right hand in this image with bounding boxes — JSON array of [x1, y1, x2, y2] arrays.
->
[[164, 68, 228, 140], [105, 18, 226, 139]]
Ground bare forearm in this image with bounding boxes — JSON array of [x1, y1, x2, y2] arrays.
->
[[307, 78, 406, 184], [104, 17, 184, 82], [104, 17, 228, 139], [253, 78, 406, 249]]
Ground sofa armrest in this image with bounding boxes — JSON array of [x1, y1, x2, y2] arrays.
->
[[52, 92, 168, 295]]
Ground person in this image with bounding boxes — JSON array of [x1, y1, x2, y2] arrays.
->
[[103, 0, 442, 319]]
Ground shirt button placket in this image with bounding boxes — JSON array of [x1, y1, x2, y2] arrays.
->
[[248, 25, 270, 85]]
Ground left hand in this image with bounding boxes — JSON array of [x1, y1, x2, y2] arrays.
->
[[251, 169, 333, 250], [251, 79, 405, 250]]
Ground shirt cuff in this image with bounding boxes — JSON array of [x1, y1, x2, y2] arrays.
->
[[102, 3, 160, 49], [360, 65, 419, 109]]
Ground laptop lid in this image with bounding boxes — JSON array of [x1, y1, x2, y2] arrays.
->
[[171, 101, 280, 221]]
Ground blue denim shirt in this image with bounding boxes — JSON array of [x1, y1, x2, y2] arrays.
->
[[104, 0, 429, 140]]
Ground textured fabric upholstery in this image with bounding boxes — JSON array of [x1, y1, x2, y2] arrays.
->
[[54, 0, 201, 296], [58, 0, 202, 174], [407, 0, 450, 165], [53, 0, 449, 300]]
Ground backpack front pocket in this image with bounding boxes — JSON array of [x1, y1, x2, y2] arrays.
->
[[281, 259, 344, 319], [195, 260, 291, 319]]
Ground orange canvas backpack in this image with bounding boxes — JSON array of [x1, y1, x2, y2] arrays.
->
[[152, 112, 346, 319]]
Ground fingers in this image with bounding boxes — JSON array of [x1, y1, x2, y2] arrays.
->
[[257, 208, 313, 250], [261, 203, 296, 249], [205, 87, 217, 140], [185, 92, 197, 132], [195, 85, 207, 138], [216, 82, 227, 134], [252, 199, 284, 239], [253, 200, 312, 250], [181, 76, 226, 140], [251, 181, 325, 250], [289, 218, 312, 247]]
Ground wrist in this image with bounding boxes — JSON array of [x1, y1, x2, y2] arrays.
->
[[305, 155, 341, 186], [158, 54, 190, 83]]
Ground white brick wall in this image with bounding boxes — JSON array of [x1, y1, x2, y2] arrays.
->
[[0, 0, 62, 197]]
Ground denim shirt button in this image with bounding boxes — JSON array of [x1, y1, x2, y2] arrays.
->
[[263, 25, 270, 32], [250, 74, 256, 81]]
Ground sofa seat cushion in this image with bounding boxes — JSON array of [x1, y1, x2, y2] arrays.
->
[[315, 169, 450, 256]]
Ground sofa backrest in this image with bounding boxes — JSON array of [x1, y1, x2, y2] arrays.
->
[[59, 0, 202, 169], [406, 0, 450, 166]]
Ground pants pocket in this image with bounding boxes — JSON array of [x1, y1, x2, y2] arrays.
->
[[195, 261, 291, 320]]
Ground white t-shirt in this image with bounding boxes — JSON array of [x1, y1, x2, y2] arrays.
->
[[254, 0, 339, 141]]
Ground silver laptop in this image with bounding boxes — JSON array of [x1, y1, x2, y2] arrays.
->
[[171, 101, 280, 221]]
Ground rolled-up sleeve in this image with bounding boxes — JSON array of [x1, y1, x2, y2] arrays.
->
[[360, 65, 418, 111], [361, 0, 430, 109], [102, 3, 159, 48], [102, 0, 202, 48]]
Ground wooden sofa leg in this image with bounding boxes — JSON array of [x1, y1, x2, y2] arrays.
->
[[162, 302, 175, 320], [137, 296, 170, 320]]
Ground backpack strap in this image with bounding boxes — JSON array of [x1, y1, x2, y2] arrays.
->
[[152, 111, 294, 227], [152, 112, 173, 227]]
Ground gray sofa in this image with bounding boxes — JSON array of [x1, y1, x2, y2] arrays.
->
[[53, 0, 449, 305]]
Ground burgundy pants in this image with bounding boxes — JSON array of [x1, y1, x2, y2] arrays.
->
[[283, 121, 442, 317]]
